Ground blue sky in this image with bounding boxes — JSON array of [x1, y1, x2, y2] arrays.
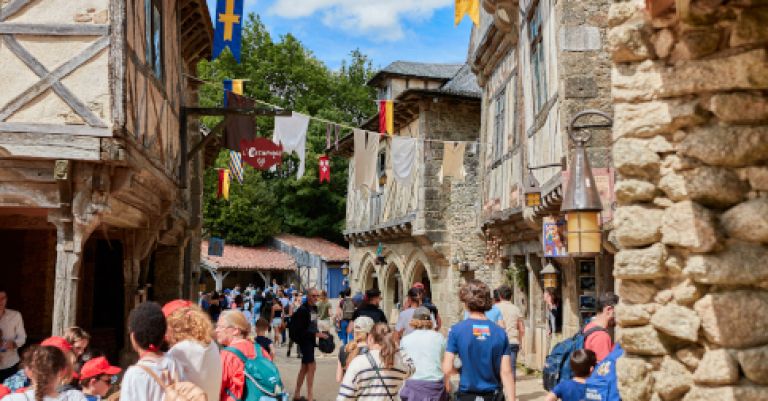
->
[[206, 0, 474, 70]]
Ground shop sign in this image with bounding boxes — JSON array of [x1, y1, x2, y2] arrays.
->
[[543, 215, 568, 257], [561, 168, 615, 224], [208, 237, 225, 256], [240, 138, 283, 170]]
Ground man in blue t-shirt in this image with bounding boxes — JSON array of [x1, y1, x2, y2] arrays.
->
[[443, 279, 516, 401]]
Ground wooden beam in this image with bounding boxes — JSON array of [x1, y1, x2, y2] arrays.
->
[[0, 132, 101, 160], [0, 122, 110, 137], [0, 0, 31, 21], [109, 0, 126, 128], [0, 35, 110, 125], [0, 23, 109, 35], [1, 35, 107, 127]]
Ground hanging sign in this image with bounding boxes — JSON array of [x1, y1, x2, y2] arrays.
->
[[240, 138, 283, 170], [208, 237, 225, 256], [319, 155, 330, 183], [543, 215, 568, 257]]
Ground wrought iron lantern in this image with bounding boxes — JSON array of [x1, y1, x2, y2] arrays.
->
[[541, 261, 559, 289], [524, 171, 542, 207], [561, 110, 612, 255]]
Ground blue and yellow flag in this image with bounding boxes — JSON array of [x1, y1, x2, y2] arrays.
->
[[229, 150, 244, 184], [223, 79, 244, 106], [213, 0, 244, 62]]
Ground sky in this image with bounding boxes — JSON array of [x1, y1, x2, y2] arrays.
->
[[205, 0, 474, 70]]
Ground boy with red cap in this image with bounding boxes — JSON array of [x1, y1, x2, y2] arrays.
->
[[78, 357, 120, 401]]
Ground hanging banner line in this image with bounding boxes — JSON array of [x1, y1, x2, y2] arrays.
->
[[182, 73, 492, 147]]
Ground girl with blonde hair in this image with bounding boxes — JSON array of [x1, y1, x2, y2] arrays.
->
[[163, 299, 222, 401], [217, 310, 269, 401], [335, 316, 374, 383]]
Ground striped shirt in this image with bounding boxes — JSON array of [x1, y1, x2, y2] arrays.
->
[[337, 349, 414, 401]]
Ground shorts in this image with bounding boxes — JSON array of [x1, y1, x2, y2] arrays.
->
[[272, 317, 283, 328], [299, 341, 315, 364]]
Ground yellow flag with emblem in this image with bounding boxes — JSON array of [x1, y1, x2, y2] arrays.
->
[[455, 0, 480, 25]]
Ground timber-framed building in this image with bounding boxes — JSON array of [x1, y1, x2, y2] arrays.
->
[[0, 0, 212, 361]]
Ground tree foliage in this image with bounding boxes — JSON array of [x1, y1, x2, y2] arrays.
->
[[200, 15, 376, 246]]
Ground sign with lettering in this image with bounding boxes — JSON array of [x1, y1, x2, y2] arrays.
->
[[240, 138, 283, 170]]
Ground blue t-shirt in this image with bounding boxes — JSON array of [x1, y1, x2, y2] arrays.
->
[[553, 379, 586, 401], [463, 305, 502, 323], [446, 318, 510, 393]]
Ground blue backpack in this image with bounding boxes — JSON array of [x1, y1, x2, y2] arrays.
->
[[585, 344, 623, 401], [542, 326, 607, 390], [224, 343, 287, 401]]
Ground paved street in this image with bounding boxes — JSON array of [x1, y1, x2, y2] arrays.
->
[[274, 344, 548, 401]]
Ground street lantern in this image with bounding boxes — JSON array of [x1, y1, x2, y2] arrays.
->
[[541, 261, 559, 289], [524, 171, 542, 207], [341, 263, 350, 276], [561, 110, 612, 255]]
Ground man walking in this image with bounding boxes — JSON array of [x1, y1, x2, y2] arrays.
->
[[395, 288, 435, 340], [291, 288, 328, 401], [348, 289, 387, 334], [0, 289, 26, 383], [496, 285, 525, 375], [583, 293, 618, 362]]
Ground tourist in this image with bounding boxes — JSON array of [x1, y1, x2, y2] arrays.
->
[[337, 323, 413, 401], [413, 283, 441, 331], [496, 285, 525, 376], [208, 292, 222, 322], [544, 288, 562, 336], [217, 310, 269, 401], [399, 307, 447, 401], [121, 302, 184, 401], [290, 288, 328, 401], [0, 289, 26, 383], [63, 327, 90, 361], [395, 288, 436, 340], [270, 296, 284, 348], [253, 289, 264, 322], [1, 344, 85, 401], [348, 289, 387, 335], [254, 318, 275, 360], [443, 279, 515, 401], [317, 290, 332, 333], [78, 356, 121, 401], [544, 349, 596, 401], [335, 288, 355, 346], [3, 336, 74, 392], [583, 293, 618, 362], [163, 299, 222, 401], [286, 292, 304, 358], [336, 316, 374, 383], [279, 290, 291, 344]]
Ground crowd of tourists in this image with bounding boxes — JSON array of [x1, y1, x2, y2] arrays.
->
[[0, 278, 621, 401]]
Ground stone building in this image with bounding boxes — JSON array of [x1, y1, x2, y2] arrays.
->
[[0, 0, 212, 359], [336, 61, 488, 329], [469, 0, 616, 369], [607, 1, 768, 400]]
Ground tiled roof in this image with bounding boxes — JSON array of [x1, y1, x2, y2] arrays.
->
[[273, 234, 349, 263], [368, 61, 463, 87], [436, 64, 481, 98], [201, 241, 297, 271]]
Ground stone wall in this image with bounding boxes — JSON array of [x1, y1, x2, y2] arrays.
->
[[608, 1, 768, 400]]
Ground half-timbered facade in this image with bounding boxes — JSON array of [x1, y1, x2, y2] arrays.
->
[[471, 0, 615, 370], [0, 0, 212, 360], [336, 62, 488, 329]]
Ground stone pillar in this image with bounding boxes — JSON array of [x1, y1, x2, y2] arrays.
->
[[152, 246, 184, 304], [608, 2, 768, 400]]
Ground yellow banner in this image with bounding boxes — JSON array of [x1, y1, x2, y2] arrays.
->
[[386, 100, 394, 135], [455, 0, 480, 25]]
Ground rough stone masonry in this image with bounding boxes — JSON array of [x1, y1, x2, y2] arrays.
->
[[608, 1, 768, 401]]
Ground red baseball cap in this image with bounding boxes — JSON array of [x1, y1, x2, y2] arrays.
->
[[41, 336, 72, 353], [0, 385, 10, 398], [162, 299, 193, 317], [80, 357, 121, 380], [413, 282, 425, 289]]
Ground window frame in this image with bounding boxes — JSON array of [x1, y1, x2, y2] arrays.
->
[[145, 0, 164, 80], [528, 1, 547, 114], [492, 88, 506, 161]]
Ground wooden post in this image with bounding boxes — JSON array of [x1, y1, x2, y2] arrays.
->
[[50, 222, 82, 336]]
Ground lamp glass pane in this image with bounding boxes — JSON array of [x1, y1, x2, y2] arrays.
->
[[566, 211, 601, 254], [526, 193, 542, 207]]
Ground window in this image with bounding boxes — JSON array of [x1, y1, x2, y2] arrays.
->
[[377, 149, 387, 186], [493, 89, 506, 160], [145, 0, 163, 79], [529, 3, 547, 113]]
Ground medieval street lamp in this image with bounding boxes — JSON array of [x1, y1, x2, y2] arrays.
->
[[341, 263, 350, 276], [524, 171, 542, 207], [541, 261, 559, 289], [561, 110, 612, 255]]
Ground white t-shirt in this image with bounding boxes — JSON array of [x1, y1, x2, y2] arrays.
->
[[400, 329, 446, 381], [394, 308, 435, 337], [167, 340, 222, 401], [120, 355, 184, 401], [0, 309, 26, 369], [2, 389, 86, 401]]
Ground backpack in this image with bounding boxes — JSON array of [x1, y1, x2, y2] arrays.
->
[[542, 326, 608, 391], [224, 343, 286, 401], [342, 298, 356, 320], [137, 365, 207, 401], [585, 344, 623, 401]]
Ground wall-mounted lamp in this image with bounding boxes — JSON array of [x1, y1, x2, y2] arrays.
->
[[524, 171, 542, 207], [452, 249, 472, 272], [561, 110, 612, 256], [341, 263, 350, 276], [541, 261, 559, 289]]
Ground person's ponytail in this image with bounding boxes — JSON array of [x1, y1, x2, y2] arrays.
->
[[370, 323, 397, 369]]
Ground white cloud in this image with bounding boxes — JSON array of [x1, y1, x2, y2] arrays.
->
[[269, 0, 452, 41]]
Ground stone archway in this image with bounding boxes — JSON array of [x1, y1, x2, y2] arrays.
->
[[358, 260, 377, 294], [381, 263, 403, 319]]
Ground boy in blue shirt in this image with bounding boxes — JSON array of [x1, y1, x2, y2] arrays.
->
[[545, 349, 597, 401]]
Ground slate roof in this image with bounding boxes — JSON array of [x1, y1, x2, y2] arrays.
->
[[201, 241, 297, 271], [368, 61, 463, 87], [274, 234, 349, 263], [433, 64, 481, 98]]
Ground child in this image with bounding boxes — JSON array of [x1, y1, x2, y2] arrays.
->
[[545, 349, 597, 401], [2, 344, 86, 401], [254, 318, 275, 360], [78, 357, 121, 401]]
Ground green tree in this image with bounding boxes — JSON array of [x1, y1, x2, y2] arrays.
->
[[199, 15, 376, 246]]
